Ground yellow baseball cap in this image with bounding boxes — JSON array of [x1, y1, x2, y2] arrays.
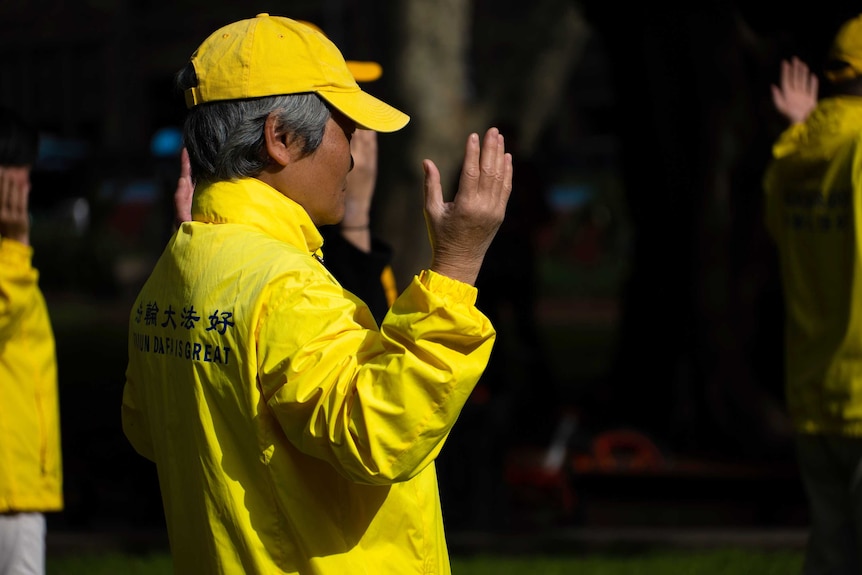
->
[[183, 13, 408, 133], [295, 20, 383, 83], [826, 13, 862, 83]]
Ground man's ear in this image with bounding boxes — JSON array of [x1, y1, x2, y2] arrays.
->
[[264, 113, 293, 167]]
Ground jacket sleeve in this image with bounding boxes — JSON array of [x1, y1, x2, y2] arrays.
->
[[259, 269, 495, 485], [0, 239, 38, 346]]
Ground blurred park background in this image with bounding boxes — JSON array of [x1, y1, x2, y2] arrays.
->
[[2, 0, 861, 554]]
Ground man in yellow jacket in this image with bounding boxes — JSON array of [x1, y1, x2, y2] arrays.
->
[[764, 13, 862, 575], [122, 13, 513, 575], [171, 20, 399, 326], [0, 107, 63, 574]]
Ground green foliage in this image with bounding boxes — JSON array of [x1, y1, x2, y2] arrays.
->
[[47, 553, 173, 575], [451, 549, 803, 574]]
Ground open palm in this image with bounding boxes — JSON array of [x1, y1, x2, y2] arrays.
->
[[771, 57, 818, 125]]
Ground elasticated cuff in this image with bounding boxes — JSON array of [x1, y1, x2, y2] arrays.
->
[[418, 269, 478, 306], [0, 239, 33, 268]]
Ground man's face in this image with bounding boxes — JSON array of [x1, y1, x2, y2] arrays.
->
[[287, 110, 356, 227]]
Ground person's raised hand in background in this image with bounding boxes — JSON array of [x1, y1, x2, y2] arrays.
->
[[340, 129, 378, 253], [771, 56, 819, 125], [174, 147, 194, 227], [0, 167, 31, 246], [423, 127, 513, 286]]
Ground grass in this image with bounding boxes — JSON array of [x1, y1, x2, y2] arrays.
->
[[47, 548, 803, 575], [452, 549, 803, 574], [47, 552, 173, 575]]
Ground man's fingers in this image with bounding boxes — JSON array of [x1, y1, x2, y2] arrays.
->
[[781, 60, 793, 91], [785, 57, 817, 97], [770, 84, 782, 108], [809, 73, 819, 97], [503, 152, 514, 200], [457, 133, 481, 196], [3, 169, 27, 217], [9, 177, 21, 217], [174, 148, 195, 224], [478, 128, 501, 185], [493, 133, 506, 189], [0, 167, 30, 243], [792, 57, 808, 88], [0, 168, 8, 210], [180, 147, 191, 179], [350, 130, 378, 175], [16, 174, 28, 215], [0, 171, 10, 223], [473, 129, 508, 206], [790, 57, 803, 87], [423, 159, 442, 216]]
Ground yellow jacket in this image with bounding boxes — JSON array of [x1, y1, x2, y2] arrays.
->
[[0, 239, 63, 512], [764, 95, 862, 436], [122, 178, 495, 575]]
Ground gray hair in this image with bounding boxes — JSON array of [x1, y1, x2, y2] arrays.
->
[[176, 63, 331, 185]]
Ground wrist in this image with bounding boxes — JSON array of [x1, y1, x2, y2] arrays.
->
[[0, 233, 29, 246], [339, 224, 371, 253], [430, 256, 483, 287]]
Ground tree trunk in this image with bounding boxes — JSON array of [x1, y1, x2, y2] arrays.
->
[[378, 0, 591, 288], [376, 0, 471, 287]]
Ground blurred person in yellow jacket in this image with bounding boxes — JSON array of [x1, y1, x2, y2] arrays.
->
[[764, 13, 862, 575], [0, 107, 62, 575], [122, 13, 512, 575]]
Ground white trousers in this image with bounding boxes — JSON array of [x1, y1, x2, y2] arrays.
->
[[0, 513, 45, 575], [797, 434, 862, 575]]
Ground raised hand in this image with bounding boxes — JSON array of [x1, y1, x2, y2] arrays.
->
[[174, 147, 194, 226], [0, 167, 31, 246], [340, 129, 378, 252], [344, 129, 378, 219], [771, 57, 818, 125], [423, 127, 513, 286]]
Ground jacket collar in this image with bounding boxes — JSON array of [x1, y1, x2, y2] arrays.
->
[[191, 178, 323, 256]]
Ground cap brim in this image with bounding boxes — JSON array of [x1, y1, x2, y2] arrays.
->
[[346, 61, 383, 83], [318, 89, 409, 133]]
